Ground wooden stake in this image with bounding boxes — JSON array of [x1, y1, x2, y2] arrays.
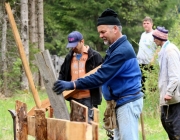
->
[[140, 113, 146, 140], [5, 2, 41, 108]]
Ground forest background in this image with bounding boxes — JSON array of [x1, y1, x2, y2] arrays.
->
[[0, 0, 180, 139]]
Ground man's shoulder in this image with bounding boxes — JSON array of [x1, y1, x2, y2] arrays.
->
[[64, 51, 73, 59], [166, 43, 179, 52], [141, 31, 153, 36], [88, 47, 100, 54]]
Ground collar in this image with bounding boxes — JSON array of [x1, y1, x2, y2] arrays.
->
[[109, 35, 123, 48], [105, 35, 127, 58], [82, 45, 89, 53], [73, 45, 89, 56], [162, 40, 170, 48]]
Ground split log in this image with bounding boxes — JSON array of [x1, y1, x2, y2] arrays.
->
[[16, 100, 28, 140]]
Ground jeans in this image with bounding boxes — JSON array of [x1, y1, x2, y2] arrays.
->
[[114, 97, 143, 140]]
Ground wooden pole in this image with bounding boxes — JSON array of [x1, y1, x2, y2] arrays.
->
[[140, 113, 146, 140], [5, 2, 41, 108]]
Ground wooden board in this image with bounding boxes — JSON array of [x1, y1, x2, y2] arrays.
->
[[26, 108, 98, 140], [63, 65, 101, 98], [34, 50, 70, 120], [47, 118, 88, 140], [91, 122, 99, 140], [27, 116, 35, 137], [93, 107, 99, 123], [70, 100, 88, 123]]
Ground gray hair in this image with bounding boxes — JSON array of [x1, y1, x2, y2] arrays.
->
[[108, 25, 122, 32]]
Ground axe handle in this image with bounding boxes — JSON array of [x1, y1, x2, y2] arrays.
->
[[5, 3, 41, 108]]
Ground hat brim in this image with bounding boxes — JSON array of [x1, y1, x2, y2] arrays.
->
[[66, 42, 78, 48], [152, 35, 167, 41]]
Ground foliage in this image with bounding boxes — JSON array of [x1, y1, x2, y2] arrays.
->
[[168, 5, 180, 49], [44, 0, 179, 55], [143, 63, 160, 118], [44, 3, 69, 56], [8, 58, 22, 89]]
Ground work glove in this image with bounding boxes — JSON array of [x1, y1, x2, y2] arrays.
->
[[52, 80, 74, 95]]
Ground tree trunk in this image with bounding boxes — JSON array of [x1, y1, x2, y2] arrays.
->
[[1, 14, 8, 96], [37, 0, 45, 89], [20, 0, 29, 90], [29, 0, 40, 87]]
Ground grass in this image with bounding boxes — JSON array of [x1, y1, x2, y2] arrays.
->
[[0, 91, 168, 140], [0, 90, 47, 140]]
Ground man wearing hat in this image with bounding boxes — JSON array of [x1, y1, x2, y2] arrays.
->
[[57, 31, 103, 122], [53, 9, 143, 140], [153, 26, 180, 140]]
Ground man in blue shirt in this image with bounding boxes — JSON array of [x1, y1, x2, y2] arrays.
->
[[53, 8, 144, 140]]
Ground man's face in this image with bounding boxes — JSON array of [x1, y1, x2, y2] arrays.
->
[[72, 40, 83, 54], [153, 38, 162, 47], [97, 25, 115, 45], [143, 20, 153, 33]]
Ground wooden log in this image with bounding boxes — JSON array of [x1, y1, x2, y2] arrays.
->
[[70, 100, 88, 123], [5, 3, 41, 108], [34, 50, 70, 120], [16, 100, 28, 140], [35, 109, 47, 140]]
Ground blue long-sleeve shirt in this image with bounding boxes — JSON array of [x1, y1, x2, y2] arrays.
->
[[75, 35, 143, 107]]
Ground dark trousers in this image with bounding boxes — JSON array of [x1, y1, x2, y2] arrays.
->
[[71, 97, 93, 123], [161, 103, 180, 140]]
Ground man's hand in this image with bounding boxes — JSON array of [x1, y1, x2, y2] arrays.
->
[[164, 94, 172, 101], [52, 80, 74, 95]]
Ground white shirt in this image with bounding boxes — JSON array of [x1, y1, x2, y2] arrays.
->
[[137, 31, 156, 64]]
